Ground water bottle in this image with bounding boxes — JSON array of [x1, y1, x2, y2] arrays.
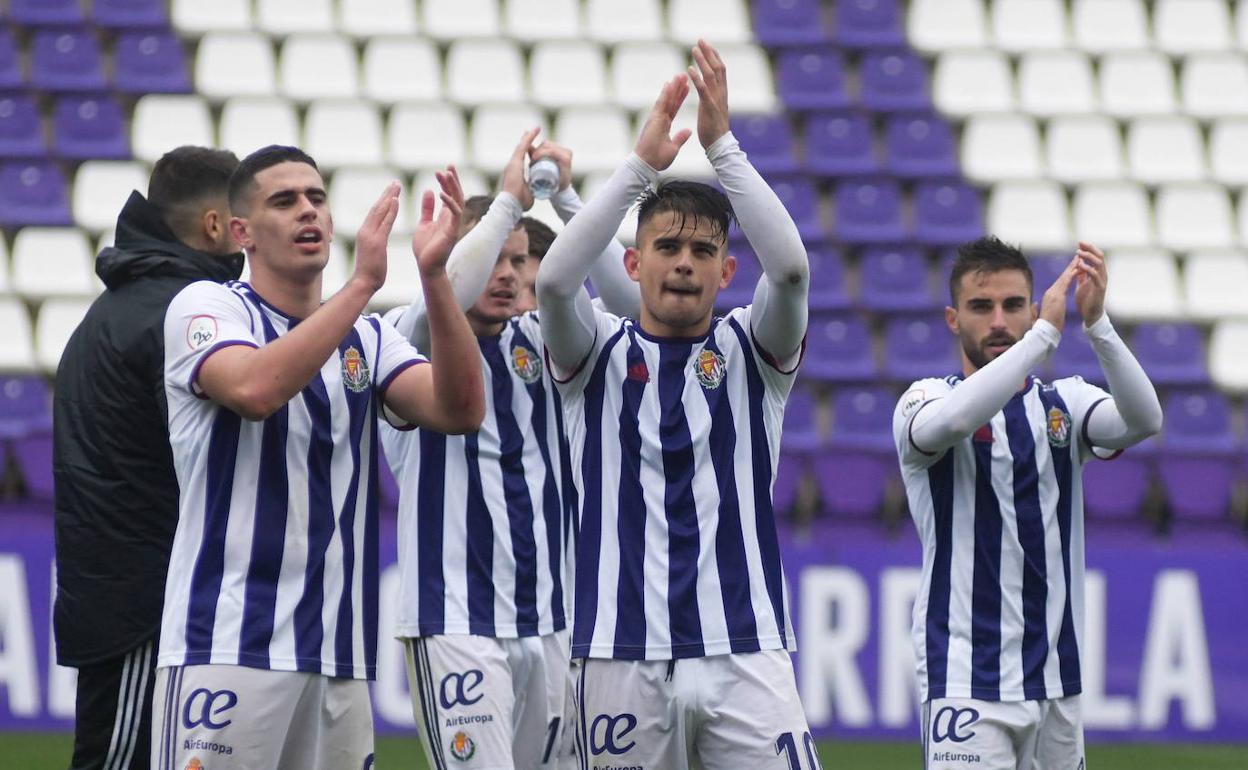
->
[[528, 156, 559, 200]]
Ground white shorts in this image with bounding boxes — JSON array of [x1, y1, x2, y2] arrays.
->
[[922, 696, 1084, 770], [557, 658, 582, 770], [150, 664, 374, 770], [404, 630, 570, 770], [573, 650, 815, 770]]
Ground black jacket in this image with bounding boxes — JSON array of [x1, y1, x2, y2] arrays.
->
[[53, 191, 243, 666]]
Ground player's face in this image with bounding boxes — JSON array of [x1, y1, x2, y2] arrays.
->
[[513, 253, 541, 314], [467, 227, 529, 335], [628, 211, 736, 336], [233, 161, 333, 280], [946, 268, 1038, 373]]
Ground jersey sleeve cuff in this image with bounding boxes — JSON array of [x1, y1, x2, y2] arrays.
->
[[750, 326, 805, 375], [188, 340, 260, 398], [1081, 396, 1124, 461]]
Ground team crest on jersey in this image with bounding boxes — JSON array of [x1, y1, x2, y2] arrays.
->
[[449, 730, 476, 762], [1046, 405, 1071, 448], [511, 344, 542, 384], [693, 349, 727, 389], [341, 346, 372, 393], [184, 759, 203, 770]]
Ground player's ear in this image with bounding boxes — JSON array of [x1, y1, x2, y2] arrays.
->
[[1031, 301, 1040, 323], [228, 216, 252, 251], [719, 253, 737, 289], [945, 305, 958, 334], [623, 247, 641, 281]]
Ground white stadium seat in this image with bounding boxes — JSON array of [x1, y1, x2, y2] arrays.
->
[[194, 33, 276, 100], [1209, 119, 1248, 186], [362, 38, 442, 103], [413, 168, 489, 202], [1239, 191, 1248, 249], [329, 167, 412, 237], [73, 161, 147, 232], [961, 114, 1042, 182], [0, 234, 12, 293], [422, 0, 500, 40], [279, 35, 359, 101], [530, 42, 608, 108], [304, 100, 384, 168], [367, 233, 423, 311], [987, 181, 1071, 251], [1072, 182, 1153, 249], [339, 0, 418, 36], [582, 171, 639, 245], [715, 45, 776, 113], [0, 298, 35, 372], [131, 96, 214, 164], [553, 106, 630, 174], [35, 299, 93, 372], [220, 97, 300, 157], [1127, 117, 1205, 184], [505, 0, 581, 41], [908, 0, 988, 52], [446, 40, 526, 106], [388, 102, 467, 171], [646, 103, 715, 181], [1071, 0, 1149, 53], [585, 0, 664, 43], [668, 0, 752, 45], [1046, 116, 1124, 183], [1183, 251, 1248, 320], [1153, 0, 1232, 55], [1240, 0, 1248, 49], [932, 50, 1014, 116], [1099, 52, 1177, 117], [256, 0, 334, 35], [991, 0, 1068, 52], [1017, 52, 1097, 117], [1104, 250, 1183, 320], [172, 0, 251, 34], [1209, 321, 1248, 391], [470, 103, 548, 172], [1156, 184, 1236, 252], [12, 228, 96, 299], [611, 43, 685, 110], [1181, 55, 1248, 120]]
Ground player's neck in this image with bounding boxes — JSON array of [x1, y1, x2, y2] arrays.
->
[[637, 308, 713, 341], [246, 264, 324, 320], [467, 313, 507, 338]]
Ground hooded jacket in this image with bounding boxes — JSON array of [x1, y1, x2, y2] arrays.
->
[[53, 191, 244, 666]]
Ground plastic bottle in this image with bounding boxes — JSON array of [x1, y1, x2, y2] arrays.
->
[[528, 156, 559, 200]]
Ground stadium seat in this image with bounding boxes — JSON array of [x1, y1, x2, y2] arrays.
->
[[802, 315, 877, 382], [907, 0, 988, 51], [1156, 184, 1236, 251], [716, 244, 763, 310], [1105, 250, 1183, 320], [1240, 192, 1248, 250], [552, 107, 630, 174], [0, 375, 51, 438], [329, 167, 412, 236], [1183, 251, 1248, 321], [813, 447, 892, 520], [0, 299, 36, 372], [611, 43, 686, 111], [774, 50, 851, 111], [752, 0, 827, 46], [388, 102, 467, 171], [761, 177, 823, 241], [884, 114, 957, 179], [280, 35, 359, 101], [859, 51, 931, 113], [987, 181, 1071, 251], [504, 0, 581, 41], [195, 33, 277, 100], [884, 316, 958, 383], [833, 179, 904, 244], [1046, 323, 1106, 386], [1100, 53, 1177, 117], [807, 248, 850, 312], [0, 96, 46, 159], [833, 0, 904, 48], [1209, 320, 1248, 391], [1017, 52, 1097, 117], [257, 0, 334, 35], [1082, 456, 1153, 526], [447, 40, 526, 106], [1153, 0, 1232, 55], [130, 95, 214, 164], [12, 228, 96, 299], [0, 29, 22, 91], [1158, 390, 1238, 524], [93, 0, 168, 28], [1181, 55, 1248, 119], [172, 0, 251, 33], [828, 387, 897, 455], [932, 50, 1014, 116], [858, 247, 939, 313], [713, 45, 777, 113], [0, 163, 73, 227], [961, 114, 1042, 182], [529, 42, 608, 108], [803, 113, 878, 177], [470, 103, 548, 173], [339, 0, 418, 36], [1127, 117, 1206, 184], [913, 181, 983, 247], [667, 0, 751, 45], [1211, 119, 1248, 186], [362, 38, 441, 104], [585, 0, 663, 43], [72, 161, 147, 233], [1240, 0, 1248, 49], [1132, 322, 1209, 387], [1072, 183, 1154, 249], [1071, 0, 1149, 53], [10, 0, 84, 25], [1045, 116, 1124, 183], [422, 0, 501, 39], [1028, 253, 1076, 314], [35, 299, 92, 372], [31, 28, 106, 93], [367, 233, 423, 310], [773, 449, 809, 518], [991, 0, 1068, 51], [220, 97, 300, 158], [730, 114, 798, 175], [305, 100, 384, 168], [113, 32, 190, 94], [414, 168, 488, 201], [52, 96, 128, 160]]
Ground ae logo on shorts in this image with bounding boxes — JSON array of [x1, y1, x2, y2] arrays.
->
[[589, 713, 638, 755], [182, 688, 239, 730], [440, 669, 485, 709], [931, 706, 980, 744]]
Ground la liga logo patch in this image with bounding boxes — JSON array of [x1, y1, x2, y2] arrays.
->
[[186, 315, 218, 350], [341, 346, 372, 393], [693, 349, 727, 389]]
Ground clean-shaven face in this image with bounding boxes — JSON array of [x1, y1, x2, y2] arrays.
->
[[235, 161, 333, 279], [630, 210, 736, 335]]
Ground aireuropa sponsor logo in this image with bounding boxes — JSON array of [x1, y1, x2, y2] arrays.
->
[[182, 737, 234, 756]]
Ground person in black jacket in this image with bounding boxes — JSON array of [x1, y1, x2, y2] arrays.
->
[[53, 146, 243, 770]]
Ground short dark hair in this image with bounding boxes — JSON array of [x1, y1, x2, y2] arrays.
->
[[147, 146, 239, 240], [227, 144, 318, 215], [521, 216, 556, 259], [462, 195, 494, 232], [948, 235, 1033, 304], [635, 180, 735, 247]]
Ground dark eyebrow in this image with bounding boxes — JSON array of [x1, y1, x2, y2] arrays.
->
[[265, 186, 326, 205]]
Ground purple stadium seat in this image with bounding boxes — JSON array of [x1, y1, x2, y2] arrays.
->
[[803, 314, 877, 382], [752, 0, 828, 46], [93, 0, 170, 28], [1028, 253, 1078, 313], [15, 432, 54, 499], [717, 244, 763, 309], [766, 177, 825, 242], [31, 28, 107, 92], [0, 376, 52, 438], [0, 163, 72, 227], [1159, 456, 1237, 525], [0, 96, 47, 159], [914, 181, 984, 247], [807, 247, 851, 312], [804, 112, 880, 177], [0, 29, 24, 90], [859, 51, 931, 112], [773, 451, 807, 515], [833, 178, 906, 244], [53, 96, 129, 160], [1162, 390, 1236, 454], [833, 0, 906, 48], [813, 450, 891, 519], [1046, 325, 1106, 386], [858, 246, 941, 313], [114, 32, 191, 93], [885, 115, 959, 179], [782, 384, 822, 452], [775, 50, 851, 111], [884, 316, 958, 382], [1083, 455, 1153, 527], [731, 114, 798, 175], [10, 0, 85, 25], [1132, 323, 1208, 387], [829, 386, 898, 453]]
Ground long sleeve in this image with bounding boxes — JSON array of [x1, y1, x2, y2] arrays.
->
[[707, 132, 810, 366], [550, 186, 640, 319], [1081, 314, 1163, 450]]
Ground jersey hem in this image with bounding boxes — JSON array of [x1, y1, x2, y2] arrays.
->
[[395, 616, 567, 639], [156, 650, 374, 680], [922, 681, 1084, 703], [572, 633, 794, 660]]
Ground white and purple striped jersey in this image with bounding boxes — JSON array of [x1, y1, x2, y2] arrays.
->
[[558, 305, 798, 661], [382, 312, 570, 638], [894, 374, 1114, 703], [160, 280, 425, 680]]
